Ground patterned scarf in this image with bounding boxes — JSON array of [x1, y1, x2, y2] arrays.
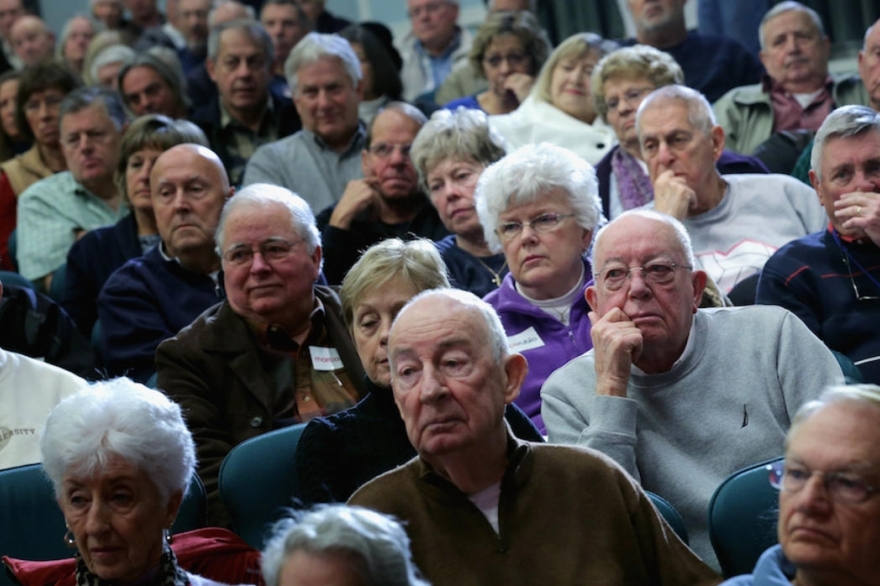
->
[[611, 147, 654, 210], [75, 542, 189, 586]]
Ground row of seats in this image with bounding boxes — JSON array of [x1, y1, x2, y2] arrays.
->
[[0, 424, 778, 582]]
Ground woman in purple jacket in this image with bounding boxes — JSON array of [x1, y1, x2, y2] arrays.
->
[[476, 142, 602, 433]]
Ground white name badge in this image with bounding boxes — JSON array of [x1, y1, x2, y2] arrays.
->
[[309, 346, 344, 371], [507, 327, 545, 353]]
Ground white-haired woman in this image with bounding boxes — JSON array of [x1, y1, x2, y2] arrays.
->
[[6, 379, 261, 586], [476, 142, 602, 433], [489, 33, 618, 166], [262, 505, 430, 586]]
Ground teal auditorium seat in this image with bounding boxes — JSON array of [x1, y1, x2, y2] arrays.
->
[[219, 423, 308, 549], [0, 271, 33, 290], [0, 463, 207, 586], [646, 491, 689, 545], [708, 456, 783, 578]]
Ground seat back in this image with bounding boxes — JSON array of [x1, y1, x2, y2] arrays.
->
[[645, 491, 688, 545], [0, 271, 33, 290], [708, 456, 783, 578], [219, 423, 308, 549], [0, 463, 206, 584]]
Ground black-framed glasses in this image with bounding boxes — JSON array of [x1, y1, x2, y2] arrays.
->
[[832, 229, 880, 301], [594, 260, 691, 292], [496, 213, 575, 241], [222, 238, 304, 267], [368, 143, 412, 159], [482, 52, 529, 69], [767, 460, 879, 505]]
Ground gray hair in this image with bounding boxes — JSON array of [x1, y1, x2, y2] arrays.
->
[[40, 378, 196, 504], [474, 142, 602, 254], [118, 49, 190, 114], [285, 32, 361, 96], [59, 85, 127, 129], [216, 182, 322, 269], [811, 105, 880, 180], [261, 505, 430, 586], [365, 101, 427, 149], [636, 84, 716, 139], [208, 0, 255, 29], [89, 43, 136, 85], [787, 384, 880, 448], [392, 288, 509, 363], [340, 238, 450, 331], [591, 209, 696, 269], [759, 1, 825, 51], [410, 107, 508, 193], [57, 14, 95, 61], [468, 10, 551, 81], [488, 0, 537, 12], [207, 18, 273, 64], [533, 32, 617, 106], [591, 44, 684, 124]]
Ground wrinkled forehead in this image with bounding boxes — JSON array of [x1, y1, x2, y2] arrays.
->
[[594, 216, 686, 265]]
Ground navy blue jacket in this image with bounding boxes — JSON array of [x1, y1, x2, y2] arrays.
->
[[63, 213, 144, 336], [97, 245, 224, 382]]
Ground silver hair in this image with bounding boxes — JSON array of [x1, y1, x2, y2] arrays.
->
[[391, 288, 509, 363], [89, 43, 136, 85], [590, 209, 696, 268], [118, 49, 191, 113], [208, 0, 255, 29], [57, 14, 95, 62], [786, 384, 880, 448], [365, 101, 427, 149], [811, 105, 880, 180], [636, 84, 717, 139], [759, 1, 825, 51], [474, 142, 602, 254], [285, 32, 362, 96], [488, 0, 537, 12], [261, 505, 430, 586], [40, 378, 196, 504], [409, 106, 508, 193], [215, 182, 323, 270], [207, 18, 273, 64], [59, 85, 128, 130]]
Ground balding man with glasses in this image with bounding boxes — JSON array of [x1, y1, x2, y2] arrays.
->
[[756, 105, 880, 386], [542, 209, 844, 570]]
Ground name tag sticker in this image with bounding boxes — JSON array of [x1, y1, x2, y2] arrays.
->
[[309, 346, 343, 371], [507, 327, 545, 353]]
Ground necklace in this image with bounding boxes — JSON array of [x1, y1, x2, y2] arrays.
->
[[475, 257, 508, 287]]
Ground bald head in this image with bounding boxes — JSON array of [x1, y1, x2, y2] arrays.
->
[[151, 144, 232, 262], [11, 15, 54, 67]]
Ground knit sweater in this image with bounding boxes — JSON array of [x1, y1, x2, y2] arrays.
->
[[756, 229, 880, 384], [350, 435, 721, 586], [541, 306, 844, 568]]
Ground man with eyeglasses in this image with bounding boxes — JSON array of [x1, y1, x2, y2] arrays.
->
[[722, 384, 880, 585], [398, 0, 471, 103], [17, 87, 127, 292], [244, 32, 364, 213], [637, 84, 825, 295], [317, 102, 448, 284], [157, 182, 365, 526], [542, 208, 843, 570], [756, 106, 880, 385], [97, 144, 233, 382]]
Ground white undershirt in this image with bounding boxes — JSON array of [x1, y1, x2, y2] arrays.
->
[[793, 88, 824, 108], [631, 317, 696, 375], [516, 263, 586, 326], [467, 481, 501, 534]]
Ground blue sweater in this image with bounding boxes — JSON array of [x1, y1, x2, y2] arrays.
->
[[97, 245, 224, 382], [756, 229, 880, 385]]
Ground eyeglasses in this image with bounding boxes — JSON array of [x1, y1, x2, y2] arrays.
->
[[594, 260, 691, 291], [605, 86, 655, 113], [24, 93, 64, 113], [222, 238, 304, 267], [483, 52, 529, 69], [496, 212, 574, 241], [768, 460, 879, 505], [841, 252, 880, 301], [368, 143, 412, 159]]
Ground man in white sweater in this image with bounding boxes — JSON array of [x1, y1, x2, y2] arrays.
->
[[541, 210, 844, 569]]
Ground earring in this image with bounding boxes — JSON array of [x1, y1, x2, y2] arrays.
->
[[64, 530, 76, 547]]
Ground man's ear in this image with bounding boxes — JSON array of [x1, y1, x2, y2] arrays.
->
[[206, 58, 216, 82], [692, 270, 708, 311], [585, 284, 599, 313], [710, 125, 725, 161], [501, 353, 527, 405], [809, 169, 826, 208]]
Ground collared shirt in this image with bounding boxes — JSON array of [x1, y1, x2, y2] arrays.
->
[[217, 99, 278, 187], [765, 74, 834, 134], [16, 172, 127, 281], [243, 123, 366, 213], [414, 29, 461, 92], [251, 297, 360, 423]]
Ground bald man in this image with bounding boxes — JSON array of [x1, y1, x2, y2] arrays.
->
[[10, 15, 53, 68], [97, 144, 234, 381]]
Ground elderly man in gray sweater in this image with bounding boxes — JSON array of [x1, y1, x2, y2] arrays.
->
[[541, 209, 844, 570]]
